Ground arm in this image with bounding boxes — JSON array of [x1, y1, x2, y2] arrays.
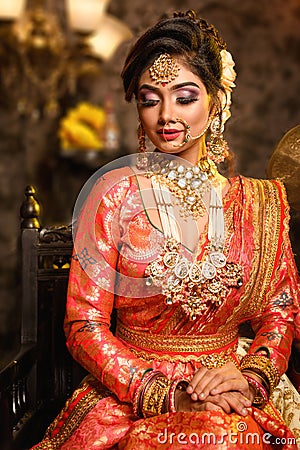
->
[[64, 171, 152, 404]]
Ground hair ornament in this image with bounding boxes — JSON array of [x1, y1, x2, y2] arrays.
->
[[173, 10, 197, 21], [220, 49, 237, 125], [149, 53, 180, 86]]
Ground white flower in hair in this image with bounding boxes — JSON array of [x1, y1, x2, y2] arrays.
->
[[220, 49, 237, 125], [220, 49, 236, 90]]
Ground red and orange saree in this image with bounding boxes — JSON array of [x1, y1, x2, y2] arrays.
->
[[32, 169, 300, 449]]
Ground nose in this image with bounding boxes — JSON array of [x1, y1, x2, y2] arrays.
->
[[158, 97, 173, 125]]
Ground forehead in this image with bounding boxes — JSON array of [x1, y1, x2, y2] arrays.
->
[[138, 59, 204, 88]]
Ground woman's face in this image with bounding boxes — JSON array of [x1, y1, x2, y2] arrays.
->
[[137, 59, 212, 162]]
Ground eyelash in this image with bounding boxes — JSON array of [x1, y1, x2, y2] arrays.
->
[[138, 99, 159, 107], [177, 97, 199, 104], [138, 97, 199, 107]]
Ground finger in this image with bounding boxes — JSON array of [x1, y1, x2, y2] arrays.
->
[[210, 377, 249, 397], [195, 363, 248, 400], [188, 368, 226, 400], [221, 392, 250, 416], [196, 372, 226, 400], [186, 366, 209, 394], [205, 394, 232, 414], [201, 402, 223, 412]]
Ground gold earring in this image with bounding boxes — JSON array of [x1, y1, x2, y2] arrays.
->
[[207, 116, 229, 163], [138, 121, 146, 153]]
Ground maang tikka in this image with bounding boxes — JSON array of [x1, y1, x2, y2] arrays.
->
[[149, 53, 180, 86], [207, 116, 229, 163]]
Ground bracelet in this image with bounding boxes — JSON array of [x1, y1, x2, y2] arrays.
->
[[141, 375, 173, 418], [168, 379, 189, 413], [243, 374, 269, 408], [133, 370, 161, 417], [241, 369, 269, 392], [240, 354, 279, 394]]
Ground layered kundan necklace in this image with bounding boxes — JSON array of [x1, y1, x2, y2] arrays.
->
[[137, 153, 243, 321]]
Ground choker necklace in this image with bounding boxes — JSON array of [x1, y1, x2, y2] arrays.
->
[[136, 153, 217, 219], [142, 159, 243, 321]]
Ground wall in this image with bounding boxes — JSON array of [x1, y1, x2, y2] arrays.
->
[[0, 0, 299, 360]]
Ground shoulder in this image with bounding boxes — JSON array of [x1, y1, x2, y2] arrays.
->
[[73, 166, 139, 220]]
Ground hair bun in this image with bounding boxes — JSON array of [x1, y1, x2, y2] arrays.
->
[[173, 10, 197, 21], [174, 9, 226, 51]]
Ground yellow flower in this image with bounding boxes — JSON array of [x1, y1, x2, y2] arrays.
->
[[71, 102, 106, 130], [58, 102, 106, 151]]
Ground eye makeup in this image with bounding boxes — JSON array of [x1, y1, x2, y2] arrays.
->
[[137, 83, 200, 107]]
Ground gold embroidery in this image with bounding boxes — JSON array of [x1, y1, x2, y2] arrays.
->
[[34, 375, 111, 449], [262, 400, 286, 425], [220, 178, 283, 331], [130, 346, 238, 368], [117, 321, 238, 353]]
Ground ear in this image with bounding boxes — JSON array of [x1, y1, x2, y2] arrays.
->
[[209, 90, 225, 118], [208, 94, 220, 117]]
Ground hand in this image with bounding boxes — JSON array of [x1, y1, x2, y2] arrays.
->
[[175, 389, 227, 413], [186, 362, 251, 401], [175, 389, 251, 416]]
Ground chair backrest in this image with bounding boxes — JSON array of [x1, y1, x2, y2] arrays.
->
[[0, 185, 86, 449]]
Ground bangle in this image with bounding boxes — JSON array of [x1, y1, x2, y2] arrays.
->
[[168, 379, 189, 413], [241, 369, 269, 392], [141, 375, 173, 418], [240, 354, 279, 394], [133, 370, 161, 417], [243, 374, 269, 408]]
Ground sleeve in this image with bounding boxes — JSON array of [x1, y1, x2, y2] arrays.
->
[[248, 182, 300, 378], [64, 169, 152, 404]]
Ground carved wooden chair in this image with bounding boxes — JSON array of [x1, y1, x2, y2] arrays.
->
[[0, 185, 86, 450]]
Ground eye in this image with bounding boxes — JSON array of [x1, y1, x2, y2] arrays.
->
[[138, 99, 160, 107], [138, 91, 160, 107], [176, 96, 199, 105]]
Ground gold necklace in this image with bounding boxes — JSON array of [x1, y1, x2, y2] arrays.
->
[[143, 159, 243, 321], [145, 237, 243, 321], [136, 153, 217, 219]]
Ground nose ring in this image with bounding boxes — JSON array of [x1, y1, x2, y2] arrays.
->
[[162, 118, 211, 148]]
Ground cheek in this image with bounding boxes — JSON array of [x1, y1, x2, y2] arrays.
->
[[139, 109, 157, 130], [188, 100, 210, 123]]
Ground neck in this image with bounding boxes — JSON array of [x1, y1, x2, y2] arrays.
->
[[171, 136, 207, 165]]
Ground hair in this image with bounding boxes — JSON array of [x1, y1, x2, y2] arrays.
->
[[121, 10, 227, 116]]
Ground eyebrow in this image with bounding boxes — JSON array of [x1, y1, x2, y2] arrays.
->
[[138, 82, 200, 92]]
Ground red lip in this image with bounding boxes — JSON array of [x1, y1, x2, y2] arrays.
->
[[157, 128, 184, 141]]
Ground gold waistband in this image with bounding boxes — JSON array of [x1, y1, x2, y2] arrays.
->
[[116, 322, 238, 354]]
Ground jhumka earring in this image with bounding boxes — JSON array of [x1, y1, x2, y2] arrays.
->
[[138, 121, 146, 152], [207, 116, 229, 163]]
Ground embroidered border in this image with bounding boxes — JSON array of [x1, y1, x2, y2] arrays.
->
[[116, 321, 238, 354], [221, 178, 284, 329], [33, 375, 111, 449], [129, 346, 239, 367]]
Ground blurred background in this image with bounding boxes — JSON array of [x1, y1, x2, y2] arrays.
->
[[0, 0, 299, 359]]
